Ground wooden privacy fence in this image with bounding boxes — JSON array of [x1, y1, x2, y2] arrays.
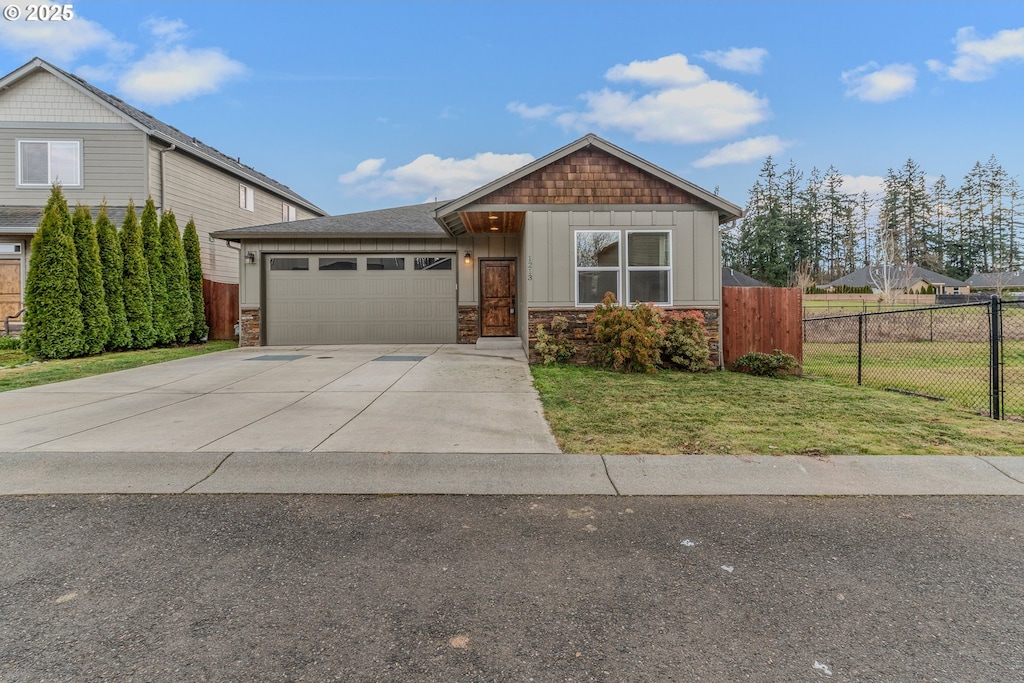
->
[[202, 279, 239, 341], [721, 287, 803, 369]]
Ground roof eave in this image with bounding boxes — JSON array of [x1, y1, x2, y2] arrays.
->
[[210, 229, 450, 241]]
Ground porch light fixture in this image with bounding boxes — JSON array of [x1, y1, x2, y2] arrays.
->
[[464, 252, 472, 266], [245, 251, 256, 264]]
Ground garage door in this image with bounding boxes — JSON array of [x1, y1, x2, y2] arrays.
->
[[265, 253, 457, 345]]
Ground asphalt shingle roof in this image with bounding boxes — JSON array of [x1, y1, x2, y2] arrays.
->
[[825, 265, 968, 289], [0, 205, 130, 230], [964, 272, 1024, 287], [721, 268, 766, 287], [211, 202, 450, 239]]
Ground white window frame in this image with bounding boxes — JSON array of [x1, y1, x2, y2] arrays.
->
[[574, 230, 622, 307], [625, 230, 672, 306], [16, 139, 83, 188], [239, 184, 255, 211], [282, 202, 296, 222]]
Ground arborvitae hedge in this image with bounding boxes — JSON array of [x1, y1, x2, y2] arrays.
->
[[120, 201, 156, 349], [183, 218, 209, 342], [72, 205, 112, 355], [160, 210, 193, 343], [21, 186, 85, 359], [142, 198, 173, 345], [95, 204, 132, 350]]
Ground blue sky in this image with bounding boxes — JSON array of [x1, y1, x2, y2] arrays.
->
[[2, 1, 1022, 215]]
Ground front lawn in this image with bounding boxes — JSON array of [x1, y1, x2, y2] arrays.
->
[[0, 341, 237, 392], [531, 365, 1024, 455]]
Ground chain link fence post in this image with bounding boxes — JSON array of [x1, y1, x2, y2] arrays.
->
[[989, 295, 1002, 420]]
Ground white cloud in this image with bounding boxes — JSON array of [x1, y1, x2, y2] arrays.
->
[[506, 101, 564, 119], [605, 53, 708, 87], [0, 1, 130, 62], [693, 135, 790, 168], [509, 53, 769, 144], [842, 62, 917, 102], [118, 46, 247, 105], [143, 18, 189, 44], [699, 47, 769, 74], [339, 152, 535, 201], [338, 158, 386, 184], [841, 175, 884, 195], [927, 26, 1024, 81]]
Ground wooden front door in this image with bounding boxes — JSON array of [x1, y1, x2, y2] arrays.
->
[[0, 261, 22, 321], [480, 259, 516, 337]]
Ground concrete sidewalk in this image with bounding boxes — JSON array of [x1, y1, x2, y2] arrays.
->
[[2, 452, 1023, 496]]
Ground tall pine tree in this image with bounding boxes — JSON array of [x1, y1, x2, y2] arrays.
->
[[95, 204, 131, 350], [183, 218, 209, 342], [120, 200, 156, 349], [72, 205, 112, 355], [22, 186, 85, 359], [160, 210, 193, 343]]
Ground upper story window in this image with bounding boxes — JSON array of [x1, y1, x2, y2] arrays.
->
[[282, 203, 296, 222], [239, 184, 255, 211], [17, 140, 82, 188]]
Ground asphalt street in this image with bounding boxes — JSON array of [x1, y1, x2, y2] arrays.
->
[[1, 495, 1022, 682]]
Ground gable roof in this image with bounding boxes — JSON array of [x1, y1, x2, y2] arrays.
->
[[0, 58, 325, 215], [825, 265, 968, 289], [434, 133, 743, 235], [965, 272, 1024, 287], [211, 201, 449, 240], [722, 267, 767, 287]]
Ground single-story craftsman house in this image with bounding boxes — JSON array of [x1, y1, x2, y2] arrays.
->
[[824, 265, 970, 295], [212, 134, 743, 363]]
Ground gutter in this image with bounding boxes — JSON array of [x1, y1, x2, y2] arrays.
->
[[158, 143, 176, 212]]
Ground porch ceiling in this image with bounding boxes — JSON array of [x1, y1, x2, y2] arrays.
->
[[458, 211, 525, 234]]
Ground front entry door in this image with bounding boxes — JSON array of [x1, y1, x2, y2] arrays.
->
[[480, 259, 516, 337], [0, 260, 22, 321]]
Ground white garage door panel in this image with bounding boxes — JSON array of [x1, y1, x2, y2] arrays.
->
[[265, 253, 456, 345]]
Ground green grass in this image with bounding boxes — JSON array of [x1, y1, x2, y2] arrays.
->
[[0, 341, 236, 392], [531, 364, 1024, 456]]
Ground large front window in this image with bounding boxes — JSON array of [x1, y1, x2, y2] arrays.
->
[[575, 230, 671, 306], [17, 140, 81, 187]]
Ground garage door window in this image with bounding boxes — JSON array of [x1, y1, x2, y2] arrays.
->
[[319, 257, 357, 271], [366, 257, 405, 271], [414, 257, 452, 271], [270, 257, 309, 271]]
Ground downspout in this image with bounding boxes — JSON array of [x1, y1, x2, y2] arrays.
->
[[158, 143, 176, 212]]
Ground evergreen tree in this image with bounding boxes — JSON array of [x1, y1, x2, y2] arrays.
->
[[737, 156, 791, 285], [95, 204, 131, 350], [141, 198, 172, 345], [120, 200, 156, 349], [183, 218, 209, 342], [72, 205, 112, 355], [160, 210, 193, 343], [21, 186, 85, 359]]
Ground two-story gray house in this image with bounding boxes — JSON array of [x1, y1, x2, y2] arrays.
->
[[0, 57, 325, 337]]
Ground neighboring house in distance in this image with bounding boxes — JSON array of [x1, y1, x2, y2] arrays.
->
[[965, 272, 1024, 295], [824, 265, 970, 295], [0, 57, 326, 337], [722, 267, 766, 287], [212, 133, 744, 364]]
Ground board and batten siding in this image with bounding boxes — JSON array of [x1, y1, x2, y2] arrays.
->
[[0, 126, 148, 208], [158, 149, 319, 285], [524, 208, 721, 308]]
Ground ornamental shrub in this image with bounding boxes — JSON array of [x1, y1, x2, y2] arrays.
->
[[95, 204, 131, 350], [120, 200, 156, 349], [72, 204, 112, 355], [0, 335, 21, 350], [589, 292, 665, 373], [534, 315, 576, 364], [732, 349, 799, 378], [160, 210, 193, 343], [662, 310, 711, 372], [183, 218, 209, 342], [142, 198, 173, 345], [21, 186, 85, 359]]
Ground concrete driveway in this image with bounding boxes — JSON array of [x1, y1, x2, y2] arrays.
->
[[0, 345, 560, 454]]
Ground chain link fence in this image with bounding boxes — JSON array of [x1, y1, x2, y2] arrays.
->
[[802, 298, 1023, 420]]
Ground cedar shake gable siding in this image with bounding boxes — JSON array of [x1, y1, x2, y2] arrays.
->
[[478, 148, 700, 205]]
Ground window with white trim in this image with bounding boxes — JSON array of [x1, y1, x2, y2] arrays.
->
[[574, 229, 672, 306], [282, 203, 296, 222], [575, 230, 620, 305], [17, 139, 82, 187], [626, 230, 672, 305], [239, 184, 255, 211]]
